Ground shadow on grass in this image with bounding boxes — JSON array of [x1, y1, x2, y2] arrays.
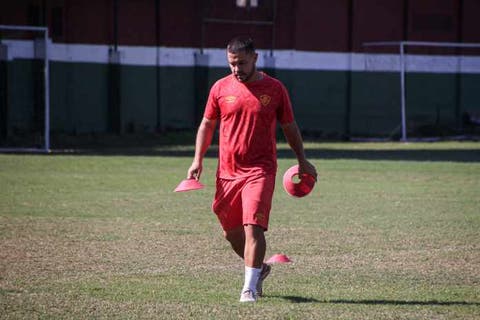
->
[[48, 146, 480, 163], [272, 295, 480, 306]]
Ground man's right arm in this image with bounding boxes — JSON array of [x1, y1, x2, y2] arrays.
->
[[187, 117, 217, 180]]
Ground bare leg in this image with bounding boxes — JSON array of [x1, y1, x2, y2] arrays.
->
[[226, 224, 267, 301], [243, 224, 266, 268], [224, 224, 266, 267], [224, 226, 245, 259]]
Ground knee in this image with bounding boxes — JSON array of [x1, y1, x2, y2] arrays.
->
[[223, 230, 232, 241]]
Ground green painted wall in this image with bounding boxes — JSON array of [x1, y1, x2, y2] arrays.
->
[[51, 62, 109, 133], [350, 72, 400, 137], [159, 66, 196, 129], [277, 69, 350, 137], [49, 63, 197, 134], [2, 60, 480, 144], [6, 60, 40, 134]]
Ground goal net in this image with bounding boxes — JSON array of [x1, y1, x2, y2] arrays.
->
[[362, 41, 480, 141], [0, 25, 50, 152]]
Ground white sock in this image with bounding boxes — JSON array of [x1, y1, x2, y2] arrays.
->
[[242, 266, 262, 293]]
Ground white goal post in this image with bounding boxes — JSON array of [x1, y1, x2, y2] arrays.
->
[[363, 40, 480, 142], [0, 25, 50, 153]]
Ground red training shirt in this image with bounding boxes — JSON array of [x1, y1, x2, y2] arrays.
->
[[204, 72, 294, 179]]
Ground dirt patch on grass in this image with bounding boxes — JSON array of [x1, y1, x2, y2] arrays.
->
[[267, 226, 480, 285], [0, 216, 231, 289]]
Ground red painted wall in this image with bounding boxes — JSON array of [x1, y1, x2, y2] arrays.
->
[[0, 0, 478, 52], [64, 0, 113, 45], [353, 0, 405, 52], [408, 0, 459, 42], [294, 0, 350, 51], [463, 0, 480, 42]]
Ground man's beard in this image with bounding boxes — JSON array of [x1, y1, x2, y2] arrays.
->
[[235, 67, 256, 83]]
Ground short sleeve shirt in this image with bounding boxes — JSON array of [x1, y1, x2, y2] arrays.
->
[[204, 73, 294, 179]]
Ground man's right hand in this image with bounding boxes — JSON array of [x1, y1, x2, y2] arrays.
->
[[187, 161, 202, 180], [187, 117, 217, 181]]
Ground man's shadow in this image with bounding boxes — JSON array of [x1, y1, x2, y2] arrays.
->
[[269, 295, 480, 306]]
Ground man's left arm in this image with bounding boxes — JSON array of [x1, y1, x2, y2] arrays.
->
[[281, 121, 317, 180]]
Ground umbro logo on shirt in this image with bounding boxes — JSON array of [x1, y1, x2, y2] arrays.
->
[[225, 96, 237, 103]]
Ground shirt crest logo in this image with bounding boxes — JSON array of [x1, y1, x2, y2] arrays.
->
[[225, 95, 237, 103], [259, 94, 271, 106]]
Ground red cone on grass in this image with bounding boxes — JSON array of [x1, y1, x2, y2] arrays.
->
[[266, 254, 292, 264]]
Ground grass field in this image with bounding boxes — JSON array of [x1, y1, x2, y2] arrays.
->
[[1, 142, 479, 319]]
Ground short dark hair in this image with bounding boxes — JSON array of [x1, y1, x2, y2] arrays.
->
[[227, 36, 256, 54]]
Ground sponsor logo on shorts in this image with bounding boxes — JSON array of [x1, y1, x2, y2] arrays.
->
[[254, 212, 266, 221]]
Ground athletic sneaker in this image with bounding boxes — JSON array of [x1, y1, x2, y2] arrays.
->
[[256, 263, 271, 297], [239, 289, 257, 303]]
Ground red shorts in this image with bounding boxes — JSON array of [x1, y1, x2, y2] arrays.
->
[[212, 174, 276, 231]]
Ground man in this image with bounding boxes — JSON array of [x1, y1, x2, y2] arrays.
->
[[187, 36, 317, 302]]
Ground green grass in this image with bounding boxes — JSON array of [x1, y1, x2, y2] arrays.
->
[[1, 142, 479, 319]]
